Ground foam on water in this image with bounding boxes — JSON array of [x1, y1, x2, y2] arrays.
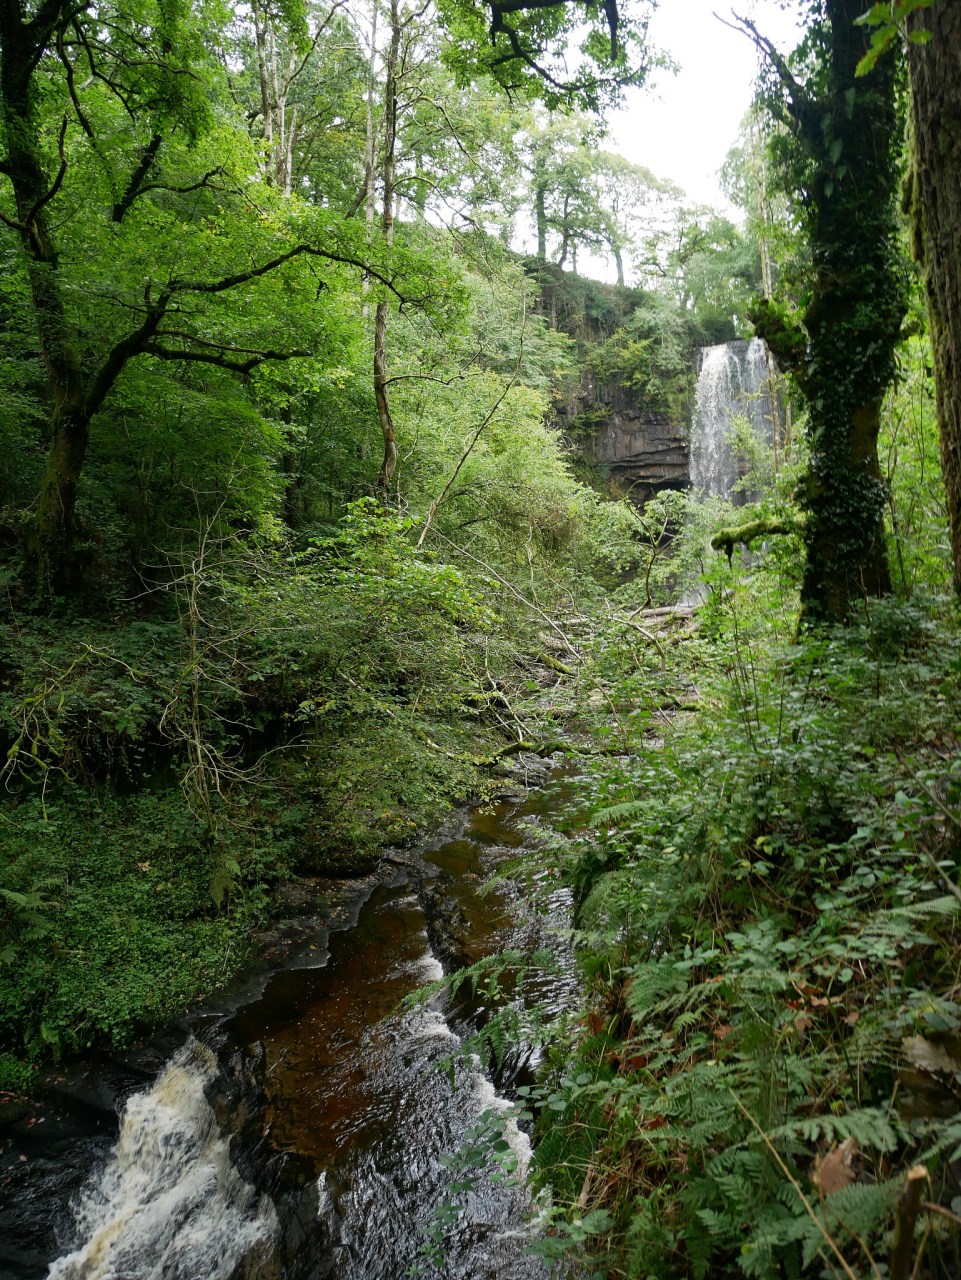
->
[[48, 1041, 278, 1280]]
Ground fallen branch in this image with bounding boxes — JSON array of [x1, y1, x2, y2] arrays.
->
[[889, 1166, 929, 1280], [629, 604, 696, 622], [538, 652, 575, 675], [615, 616, 667, 670]]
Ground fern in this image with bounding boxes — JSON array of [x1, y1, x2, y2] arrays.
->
[[589, 799, 649, 826], [814, 1179, 900, 1251], [765, 1108, 902, 1152]]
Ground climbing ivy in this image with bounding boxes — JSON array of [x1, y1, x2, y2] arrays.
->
[[749, 0, 909, 620]]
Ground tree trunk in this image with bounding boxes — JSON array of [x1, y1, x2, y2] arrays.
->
[[613, 245, 625, 288], [534, 176, 548, 261], [374, 299, 398, 491], [253, 0, 275, 173], [374, 0, 401, 494], [907, 0, 961, 598], [753, 0, 905, 620], [32, 403, 91, 590], [0, 6, 90, 589]]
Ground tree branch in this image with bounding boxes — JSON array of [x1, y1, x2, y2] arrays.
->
[[486, 0, 624, 87], [56, 23, 95, 138], [112, 133, 163, 222], [143, 342, 311, 375], [170, 243, 412, 303], [24, 115, 69, 226], [85, 293, 173, 416], [720, 11, 812, 125], [0, 206, 27, 233]]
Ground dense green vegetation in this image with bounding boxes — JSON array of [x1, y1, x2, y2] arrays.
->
[[0, 0, 699, 1068], [3, 0, 961, 1275], [525, 537, 961, 1279]]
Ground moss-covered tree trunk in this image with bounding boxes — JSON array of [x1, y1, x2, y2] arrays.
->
[[907, 0, 961, 598], [0, 1, 90, 590], [752, 0, 906, 620]]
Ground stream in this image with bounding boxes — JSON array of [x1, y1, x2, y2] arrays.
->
[[1, 768, 577, 1280]]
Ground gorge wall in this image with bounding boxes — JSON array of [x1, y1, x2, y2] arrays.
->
[[531, 263, 692, 503], [557, 374, 690, 504]]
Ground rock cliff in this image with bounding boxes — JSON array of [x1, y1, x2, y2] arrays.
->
[[558, 373, 689, 504], [529, 262, 693, 504]]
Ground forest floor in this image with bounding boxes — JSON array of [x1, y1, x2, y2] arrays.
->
[[512, 588, 961, 1279]]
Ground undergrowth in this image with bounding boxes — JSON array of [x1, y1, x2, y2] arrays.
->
[[522, 565, 961, 1278], [0, 500, 560, 1069]]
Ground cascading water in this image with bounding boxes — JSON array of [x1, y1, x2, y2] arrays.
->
[[47, 1041, 280, 1280], [35, 782, 576, 1280], [690, 337, 775, 499]]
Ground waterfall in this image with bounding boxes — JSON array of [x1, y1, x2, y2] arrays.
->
[[47, 1040, 280, 1280], [690, 337, 774, 499]]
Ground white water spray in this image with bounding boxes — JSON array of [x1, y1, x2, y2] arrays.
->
[[690, 337, 774, 499], [48, 1040, 279, 1280]]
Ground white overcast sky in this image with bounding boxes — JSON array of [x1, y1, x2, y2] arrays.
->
[[611, 0, 805, 211]]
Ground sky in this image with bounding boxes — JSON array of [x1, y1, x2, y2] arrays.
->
[[611, 0, 805, 212]]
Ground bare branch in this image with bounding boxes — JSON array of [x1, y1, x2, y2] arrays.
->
[[721, 11, 812, 124]]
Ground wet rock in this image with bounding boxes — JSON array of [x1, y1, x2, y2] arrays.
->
[[418, 879, 472, 970]]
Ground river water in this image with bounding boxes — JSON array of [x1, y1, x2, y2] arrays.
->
[[5, 773, 576, 1280]]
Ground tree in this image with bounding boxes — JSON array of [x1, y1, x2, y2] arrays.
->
[[0, 0, 402, 591], [742, 0, 907, 620], [642, 203, 761, 342], [521, 113, 607, 269], [436, 0, 660, 110], [593, 150, 676, 287], [903, 0, 961, 597], [233, 0, 367, 203]]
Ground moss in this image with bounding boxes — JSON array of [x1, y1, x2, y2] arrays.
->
[[711, 515, 802, 562]]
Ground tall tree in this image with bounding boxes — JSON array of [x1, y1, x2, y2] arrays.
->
[[0, 0, 400, 591], [594, 150, 676, 287], [743, 0, 907, 620], [904, 0, 961, 596]]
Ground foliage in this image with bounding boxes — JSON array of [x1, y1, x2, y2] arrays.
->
[[881, 332, 952, 596], [854, 0, 934, 74], [0, 494, 586, 1055], [517, 566, 961, 1278], [435, 0, 663, 112], [0, 788, 255, 1057], [641, 205, 762, 343], [586, 291, 699, 419]]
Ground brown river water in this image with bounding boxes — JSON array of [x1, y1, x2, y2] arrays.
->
[[5, 771, 577, 1280]]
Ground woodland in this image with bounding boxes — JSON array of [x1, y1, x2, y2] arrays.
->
[[1, 0, 961, 1275]]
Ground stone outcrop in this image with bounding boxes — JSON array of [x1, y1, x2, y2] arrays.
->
[[557, 372, 690, 504]]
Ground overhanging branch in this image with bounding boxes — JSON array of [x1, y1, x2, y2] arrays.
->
[[169, 243, 414, 304], [143, 342, 311, 375]]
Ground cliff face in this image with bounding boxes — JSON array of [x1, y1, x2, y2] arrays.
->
[[528, 262, 692, 504], [557, 373, 690, 504]]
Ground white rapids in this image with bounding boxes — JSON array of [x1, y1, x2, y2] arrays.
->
[[47, 1040, 279, 1280]]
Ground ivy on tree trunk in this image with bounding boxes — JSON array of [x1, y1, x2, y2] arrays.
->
[[745, 0, 907, 621]]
